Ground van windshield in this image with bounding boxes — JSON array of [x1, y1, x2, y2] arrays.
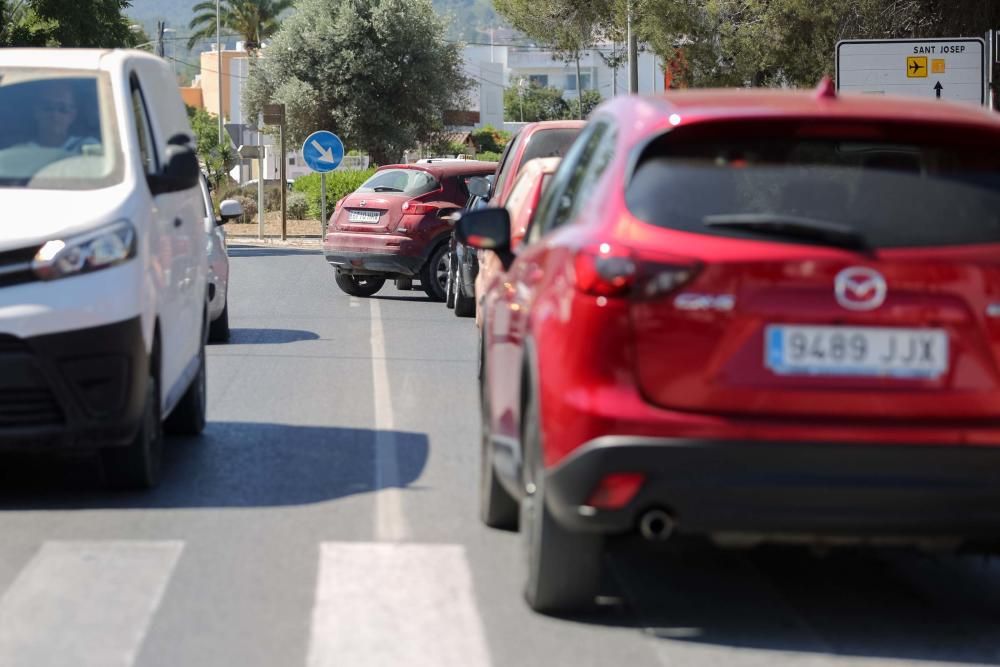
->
[[0, 69, 122, 190]]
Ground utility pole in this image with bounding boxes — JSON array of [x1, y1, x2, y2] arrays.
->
[[216, 0, 223, 145], [612, 41, 618, 97], [156, 21, 165, 58], [575, 54, 584, 120], [627, 0, 639, 94]]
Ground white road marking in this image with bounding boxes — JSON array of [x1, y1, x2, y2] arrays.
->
[[349, 296, 360, 308], [0, 541, 183, 667], [370, 298, 407, 541], [306, 543, 492, 667]]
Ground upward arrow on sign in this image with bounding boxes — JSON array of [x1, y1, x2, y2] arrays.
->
[[311, 139, 335, 163], [934, 81, 943, 98]]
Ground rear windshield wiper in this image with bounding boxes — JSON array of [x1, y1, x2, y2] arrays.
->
[[372, 186, 404, 193], [703, 213, 868, 250]]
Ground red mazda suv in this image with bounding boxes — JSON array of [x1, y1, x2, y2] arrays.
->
[[325, 160, 495, 300], [457, 82, 1000, 613]]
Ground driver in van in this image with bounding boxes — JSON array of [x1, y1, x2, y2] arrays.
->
[[27, 80, 99, 153]]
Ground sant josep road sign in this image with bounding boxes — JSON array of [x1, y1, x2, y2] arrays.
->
[[836, 38, 986, 105]]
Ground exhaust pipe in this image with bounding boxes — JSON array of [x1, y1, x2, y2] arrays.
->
[[639, 509, 676, 542]]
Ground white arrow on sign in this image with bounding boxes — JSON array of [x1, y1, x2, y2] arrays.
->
[[311, 139, 335, 163]]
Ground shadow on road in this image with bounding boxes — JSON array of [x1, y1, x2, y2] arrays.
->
[[372, 294, 435, 303], [227, 245, 321, 258], [224, 328, 321, 345], [0, 422, 428, 510], [596, 537, 1000, 664]]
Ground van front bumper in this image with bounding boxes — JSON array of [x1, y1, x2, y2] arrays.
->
[[0, 317, 147, 450]]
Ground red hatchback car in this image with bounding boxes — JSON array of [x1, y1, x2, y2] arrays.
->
[[458, 84, 1000, 613], [325, 160, 495, 300]]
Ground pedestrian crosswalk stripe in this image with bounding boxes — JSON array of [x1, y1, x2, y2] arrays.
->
[[0, 540, 183, 667], [306, 542, 492, 667]]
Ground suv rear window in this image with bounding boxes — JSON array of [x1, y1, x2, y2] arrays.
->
[[358, 168, 439, 196], [627, 135, 1000, 248]]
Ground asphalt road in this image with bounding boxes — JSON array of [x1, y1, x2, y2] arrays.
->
[[1, 245, 1000, 666]]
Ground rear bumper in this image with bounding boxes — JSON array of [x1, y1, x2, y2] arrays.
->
[[324, 231, 430, 277], [544, 436, 1000, 543], [0, 317, 147, 451]]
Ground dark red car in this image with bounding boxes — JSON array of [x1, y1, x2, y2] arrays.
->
[[324, 160, 495, 300], [458, 84, 1000, 613]]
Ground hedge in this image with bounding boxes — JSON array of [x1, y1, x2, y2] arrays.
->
[[292, 169, 377, 220]]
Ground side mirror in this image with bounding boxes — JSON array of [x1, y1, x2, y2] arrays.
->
[[467, 176, 490, 198], [149, 144, 200, 195], [456, 207, 514, 269], [218, 199, 243, 225]]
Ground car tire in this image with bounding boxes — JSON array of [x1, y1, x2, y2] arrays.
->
[[479, 359, 519, 529], [445, 252, 457, 309], [336, 271, 385, 297], [208, 301, 230, 343], [520, 383, 603, 614], [101, 373, 162, 490], [421, 244, 450, 302], [454, 281, 475, 318], [164, 337, 207, 436]]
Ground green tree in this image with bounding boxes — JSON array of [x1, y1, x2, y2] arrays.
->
[[244, 0, 471, 166], [470, 125, 511, 153], [1, 0, 136, 47], [187, 0, 293, 50], [187, 105, 235, 189], [504, 83, 570, 122]]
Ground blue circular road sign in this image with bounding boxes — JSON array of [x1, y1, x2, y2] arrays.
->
[[302, 131, 345, 173]]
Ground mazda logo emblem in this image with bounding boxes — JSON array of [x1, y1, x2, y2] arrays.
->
[[834, 267, 887, 311], [359, 200, 367, 207]]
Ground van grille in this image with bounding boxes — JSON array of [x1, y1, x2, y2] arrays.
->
[[0, 388, 63, 427], [0, 245, 38, 288]]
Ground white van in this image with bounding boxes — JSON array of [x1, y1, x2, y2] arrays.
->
[[0, 49, 211, 489]]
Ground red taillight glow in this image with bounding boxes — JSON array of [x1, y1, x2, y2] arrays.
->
[[586, 473, 645, 510], [574, 244, 698, 299], [402, 200, 438, 216], [574, 244, 637, 297]]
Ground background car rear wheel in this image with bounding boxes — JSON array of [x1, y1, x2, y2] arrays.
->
[[208, 301, 230, 343], [479, 362, 518, 529], [336, 271, 385, 297], [446, 252, 457, 309], [521, 384, 603, 614], [101, 372, 162, 490], [454, 281, 475, 318], [421, 244, 449, 302]]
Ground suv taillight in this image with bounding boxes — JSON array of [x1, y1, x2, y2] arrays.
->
[[573, 244, 699, 298], [402, 200, 439, 216]]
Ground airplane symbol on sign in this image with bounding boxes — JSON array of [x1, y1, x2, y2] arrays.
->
[[909, 60, 925, 74]]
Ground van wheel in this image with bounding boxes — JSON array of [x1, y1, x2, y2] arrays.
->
[[101, 373, 162, 490], [336, 271, 385, 297], [422, 244, 449, 301], [521, 387, 603, 614], [208, 302, 230, 343], [164, 338, 207, 436]]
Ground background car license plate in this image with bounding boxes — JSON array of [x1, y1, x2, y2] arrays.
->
[[348, 209, 381, 223], [765, 325, 948, 379]]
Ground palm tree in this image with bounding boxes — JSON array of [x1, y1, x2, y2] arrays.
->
[[187, 0, 293, 51]]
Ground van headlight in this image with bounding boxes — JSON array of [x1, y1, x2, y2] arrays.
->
[[32, 221, 136, 281]]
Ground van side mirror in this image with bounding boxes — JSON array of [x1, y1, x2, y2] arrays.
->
[[456, 207, 514, 269], [218, 199, 243, 224], [149, 144, 200, 195]]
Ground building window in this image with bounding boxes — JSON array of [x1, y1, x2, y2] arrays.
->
[[566, 73, 592, 91], [289, 155, 296, 165], [528, 74, 548, 87]]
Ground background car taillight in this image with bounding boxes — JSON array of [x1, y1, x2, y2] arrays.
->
[[573, 244, 699, 298], [401, 200, 439, 216]]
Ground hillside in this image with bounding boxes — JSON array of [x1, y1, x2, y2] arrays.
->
[[126, 0, 505, 43]]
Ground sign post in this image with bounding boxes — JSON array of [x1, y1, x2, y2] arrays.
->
[[302, 130, 345, 238], [262, 104, 286, 240], [836, 38, 987, 106]]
